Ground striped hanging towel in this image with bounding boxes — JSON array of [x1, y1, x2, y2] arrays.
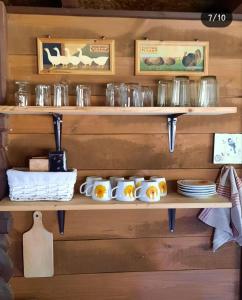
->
[[199, 166, 242, 251]]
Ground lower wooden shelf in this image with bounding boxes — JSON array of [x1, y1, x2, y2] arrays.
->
[[0, 193, 231, 211]]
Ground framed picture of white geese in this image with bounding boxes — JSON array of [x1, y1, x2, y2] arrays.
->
[[37, 38, 115, 75]]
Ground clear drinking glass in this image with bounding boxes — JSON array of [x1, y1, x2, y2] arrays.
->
[[190, 80, 199, 107], [15, 81, 30, 107], [157, 81, 172, 106], [35, 84, 51, 106], [106, 83, 129, 106], [141, 86, 154, 106], [197, 76, 218, 107], [76, 85, 91, 107], [171, 76, 190, 106], [53, 83, 69, 107], [128, 84, 143, 107]]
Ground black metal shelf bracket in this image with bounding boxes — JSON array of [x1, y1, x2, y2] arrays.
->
[[168, 209, 176, 232], [51, 113, 66, 235], [167, 113, 185, 231], [167, 114, 184, 153]]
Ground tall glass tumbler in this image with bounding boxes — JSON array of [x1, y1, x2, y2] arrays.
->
[[198, 76, 218, 107], [141, 86, 154, 106], [35, 84, 51, 106], [54, 83, 69, 107], [128, 84, 143, 107], [171, 76, 190, 106], [190, 80, 199, 107], [106, 83, 129, 106], [157, 81, 172, 106], [76, 85, 91, 107]]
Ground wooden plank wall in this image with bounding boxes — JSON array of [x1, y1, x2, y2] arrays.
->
[[5, 12, 242, 300]]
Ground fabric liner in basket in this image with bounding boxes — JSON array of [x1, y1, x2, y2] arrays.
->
[[7, 169, 77, 201]]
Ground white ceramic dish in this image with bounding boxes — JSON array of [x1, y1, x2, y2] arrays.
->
[[177, 180, 216, 189], [178, 190, 217, 198]]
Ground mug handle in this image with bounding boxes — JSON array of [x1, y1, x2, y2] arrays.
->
[[134, 186, 142, 199], [86, 184, 94, 197], [111, 186, 118, 199], [79, 182, 87, 194]]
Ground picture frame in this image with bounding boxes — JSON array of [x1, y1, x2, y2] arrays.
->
[[213, 133, 242, 164], [37, 38, 115, 75], [135, 40, 209, 76]]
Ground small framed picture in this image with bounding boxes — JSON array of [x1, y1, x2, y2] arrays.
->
[[135, 40, 209, 76], [37, 38, 115, 75], [213, 133, 242, 164]]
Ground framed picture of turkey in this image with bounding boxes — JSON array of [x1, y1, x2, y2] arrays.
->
[[37, 38, 115, 75], [135, 40, 209, 76]]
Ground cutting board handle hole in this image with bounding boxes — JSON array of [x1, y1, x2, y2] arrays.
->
[[33, 211, 42, 221]]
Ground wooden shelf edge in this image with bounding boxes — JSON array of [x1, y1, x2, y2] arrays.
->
[[0, 193, 232, 211], [0, 106, 237, 116]]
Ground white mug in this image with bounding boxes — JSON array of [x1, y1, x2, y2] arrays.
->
[[109, 176, 125, 188], [112, 180, 135, 202], [80, 176, 102, 196], [150, 176, 167, 197], [87, 180, 112, 201], [135, 180, 160, 202], [129, 176, 144, 187]]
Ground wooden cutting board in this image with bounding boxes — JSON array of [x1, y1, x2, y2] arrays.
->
[[23, 211, 54, 278]]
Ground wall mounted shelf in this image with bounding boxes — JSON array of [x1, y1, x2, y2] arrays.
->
[[0, 193, 231, 212], [1, 105, 236, 232], [0, 106, 237, 115]]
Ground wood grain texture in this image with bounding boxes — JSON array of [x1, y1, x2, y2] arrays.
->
[[7, 55, 242, 98], [7, 133, 223, 169], [10, 269, 240, 300], [0, 2, 7, 105], [10, 237, 240, 277], [0, 106, 237, 115], [7, 98, 242, 134], [7, 15, 242, 57], [0, 193, 232, 211], [9, 208, 211, 241], [23, 211, 53, 278], [5, 11, 242, 300]]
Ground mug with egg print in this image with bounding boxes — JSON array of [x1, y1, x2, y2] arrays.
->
[[86, 180, 112, 201], [129, 176, 144, 187], [80, 176, 102, 196], [112, 180, 136, 202], [109, 176, 125, 188], [150, 176, 167, 197], [135, 180, 160, 202]]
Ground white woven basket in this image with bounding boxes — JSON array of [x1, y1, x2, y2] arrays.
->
[[7, 169, 77, 201]]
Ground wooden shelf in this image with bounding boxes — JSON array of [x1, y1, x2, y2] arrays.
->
[[0, 193, 231, 211], [0, 106, 237, 116]]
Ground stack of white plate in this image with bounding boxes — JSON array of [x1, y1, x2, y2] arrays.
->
[[177, 180, 216, 198]]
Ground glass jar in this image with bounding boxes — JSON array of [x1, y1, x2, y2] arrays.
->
[[171, 76, 190, 106], [15, 81, 30, 107], [197, 76, 218, 107], [35, 84, 51, 106], [157, 81, 172, 106], [127, 84, 143, 107], [106, 83, 129, 107], [141, 86, 154, 107], [53, 83, 69, 107], [76, 85, 91, 107]]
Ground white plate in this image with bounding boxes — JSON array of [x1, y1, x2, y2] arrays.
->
[[178, 186, 216, 192], [178, 190, 217, 198], [177, 180, 216, 189]]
